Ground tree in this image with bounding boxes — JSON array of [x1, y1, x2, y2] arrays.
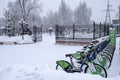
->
[[0, 18, 5, 27], [43, 11, 59, 32], [58, 0, 73, 25], [3, 0, 42, 28], [18, 0, 42, 20], [27, 9, 43, 27], [42, 0, 73, 31], [6, 1, 21, 28], [118, 6, 120, 21], [74, 2, 92, 25], [46, 11, 56, 28]]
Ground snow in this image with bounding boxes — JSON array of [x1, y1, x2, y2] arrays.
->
[[0, 33, 120, 80], [0, 65, 120, 80], [0, 35, 33, 44]]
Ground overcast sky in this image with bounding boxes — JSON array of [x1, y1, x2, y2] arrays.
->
[[0, 0, 119, 23]]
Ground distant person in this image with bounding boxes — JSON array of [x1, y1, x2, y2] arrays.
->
[[48, 27, 52, 36]]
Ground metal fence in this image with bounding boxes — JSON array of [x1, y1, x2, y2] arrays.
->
[[116, 25, 120, 34], [55, 23, 120, 43], [93, 23, 110, 39], [55, 24, 93, 42]]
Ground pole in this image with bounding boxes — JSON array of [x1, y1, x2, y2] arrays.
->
[[55, 24, 58, 40], [73, 24, 75, 40], [100, 22, 102, 38], [93, 22, 95, 40], [22, 20, 24, 40], [104, 23, 106, 36]]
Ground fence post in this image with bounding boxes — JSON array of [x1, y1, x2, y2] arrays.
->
[[33, 25, 37, 42], [119, 25, 120, 34], [104, 23, 106, 36], [55, 24, 58, 40], [93, 22, 95, 40], [41, 26, 42, 41], [107, 24, 109, 36], [100, 22, 101, 38], [118, 25, 119, 34]]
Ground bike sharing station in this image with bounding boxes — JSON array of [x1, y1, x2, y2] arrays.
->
[[56, 28, 116, 78]]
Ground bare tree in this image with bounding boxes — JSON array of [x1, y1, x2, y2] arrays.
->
[[58, 0, 73, 25], [43, 11, 60, 32], [74, 2, 92, 25], [27, 10, 43, 27], [43, 0, 73, 31], [18, 0, 42, 20]]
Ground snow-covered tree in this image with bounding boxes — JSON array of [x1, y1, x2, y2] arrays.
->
[[0, 18, 5, 27], [74, 2, 92, 25], [3, 0, 42, 28], [58, 0, 73, 25]]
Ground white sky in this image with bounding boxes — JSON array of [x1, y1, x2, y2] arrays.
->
[[0, 0, 120, 23]]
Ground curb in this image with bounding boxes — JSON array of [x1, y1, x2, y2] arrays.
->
[[0, 41, 34, 45], [0, 41, 18, 45]]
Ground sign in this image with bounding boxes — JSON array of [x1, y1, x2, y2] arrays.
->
[[112, 19, 120, 24], [109, 28, 116, 48]]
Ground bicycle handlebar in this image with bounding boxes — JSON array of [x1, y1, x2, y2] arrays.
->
[[65, 54, 73, 57]]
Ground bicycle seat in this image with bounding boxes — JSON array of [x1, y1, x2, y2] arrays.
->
[[88, 45, 94, 49], [91, 40, 99, 44], [83, 45, 88, 49], [76, 50, 85, 54]]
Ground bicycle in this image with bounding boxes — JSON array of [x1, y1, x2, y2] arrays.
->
[[56, 48, 107, 78], [56, 38, 112, 78]]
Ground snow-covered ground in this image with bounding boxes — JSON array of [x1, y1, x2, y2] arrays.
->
[[0, 33, 120, 80], [0, 35, 33, 44]]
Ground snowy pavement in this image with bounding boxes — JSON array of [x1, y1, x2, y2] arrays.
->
[[0, 33, 120, 80], [107, 37, 120, 78], [0, 33, 81, 68]]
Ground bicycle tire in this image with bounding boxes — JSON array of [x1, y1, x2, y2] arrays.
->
[[100, 55, 111, 69], [84, 63, 107, 78], [104, 49, 113, 57], [56, 64, 64, 70], [103, 51, 112, 61]]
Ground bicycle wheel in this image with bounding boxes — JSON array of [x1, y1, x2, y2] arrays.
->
[[100, 55, 111, 69], [84, 63, 107, 78], [103, 51, 112, 61], [56, 64, 64, 70], [104, 49, 113, 57]]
